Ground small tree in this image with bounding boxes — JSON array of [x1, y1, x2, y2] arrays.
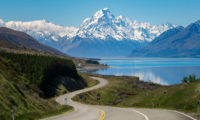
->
[[189, 74, 196, 82], [182, 74, 199, 83], [182, 76, 188, 83]]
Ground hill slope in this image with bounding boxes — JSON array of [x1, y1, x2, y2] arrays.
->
[[0, 27, 64, 55], [59, 36, 147, 57], [130, 20, 200, 57], [0, 52, 88, 119]]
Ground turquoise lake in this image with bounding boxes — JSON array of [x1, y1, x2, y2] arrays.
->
[[93, 58, 200, 85]]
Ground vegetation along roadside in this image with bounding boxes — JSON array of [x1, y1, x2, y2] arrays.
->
[[73, 74, 200, 118], [0, 52, 97, 120]]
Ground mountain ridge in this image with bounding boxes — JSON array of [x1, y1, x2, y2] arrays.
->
[[0, 8, 176, 57], [130, 20, 200, 58], [76, 8, 175, 41], [0, 27, 65, 55], [0, 8, 175, 42]]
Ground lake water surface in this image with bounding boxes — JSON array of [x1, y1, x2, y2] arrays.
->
[[93, 58, 200, 85]]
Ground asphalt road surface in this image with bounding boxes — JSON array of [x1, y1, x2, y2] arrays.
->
[[42, 77, 197, 120]]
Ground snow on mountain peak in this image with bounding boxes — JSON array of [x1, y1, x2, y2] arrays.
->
[[93, 8, 113, 19], [193, 20, 200, 24], [77, 8, 176, 41], [103, 8, 108, 10], [0, 8, 175, 43], [118, 15, 123, 19], [0, 19, 78, 42]]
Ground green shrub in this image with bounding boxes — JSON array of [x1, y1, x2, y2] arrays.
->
[[182, 76, 188, 83]]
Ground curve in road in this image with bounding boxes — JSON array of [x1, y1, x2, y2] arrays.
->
[[42, 77, 197, 120]]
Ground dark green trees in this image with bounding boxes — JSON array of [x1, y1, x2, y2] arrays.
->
[[182, 74, 200, 83], [0, 52, 87, 98]]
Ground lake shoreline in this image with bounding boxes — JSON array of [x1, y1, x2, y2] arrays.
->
[[84, 58, 200, 85]]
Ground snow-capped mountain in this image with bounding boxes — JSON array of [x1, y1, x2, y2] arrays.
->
[[76, 8, 175, 41], [0, 19, 77, 46], [0, 8, 176, 57], [130, 20, 200, 58]]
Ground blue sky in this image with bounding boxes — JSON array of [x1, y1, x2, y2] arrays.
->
[[0, 0, 200, 27]]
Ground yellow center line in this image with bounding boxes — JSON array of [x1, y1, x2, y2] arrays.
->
[[98, 110, 106, 120]]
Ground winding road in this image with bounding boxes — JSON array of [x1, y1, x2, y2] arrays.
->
[[42, 77, 197, 120]]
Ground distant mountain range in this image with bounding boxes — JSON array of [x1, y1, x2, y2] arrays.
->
[[130, 20, 200, 57], [0, 27, 107, 69], [0, 8, 175, 57], [0, 27, 64, 56], [2, 8, 200, 58]]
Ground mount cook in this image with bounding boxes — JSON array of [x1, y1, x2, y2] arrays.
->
[[0, 8, 176, 57]]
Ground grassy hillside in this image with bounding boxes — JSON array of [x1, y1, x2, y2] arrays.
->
[[0, 73, 73, 120], [73, 75, 200, 115], [0, 52, 91, 119], [0, 52, 87, 98]]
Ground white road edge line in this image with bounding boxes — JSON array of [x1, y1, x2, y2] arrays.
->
[[132, 109, 149, 120], [169, 110, 197, 120]]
